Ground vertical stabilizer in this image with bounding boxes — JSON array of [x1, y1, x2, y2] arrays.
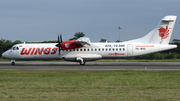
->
[[141, 15, 177, 44]]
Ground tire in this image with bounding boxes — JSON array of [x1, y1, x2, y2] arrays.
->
[[11, 62, 15, 65], [80, 61, 86, 65]]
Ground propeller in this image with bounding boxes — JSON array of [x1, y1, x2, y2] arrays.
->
[[55, 34, 62, 58], [60, 34, 62, 43]]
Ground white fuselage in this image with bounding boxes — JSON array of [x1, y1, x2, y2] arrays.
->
[[2, 42, 177, 62]]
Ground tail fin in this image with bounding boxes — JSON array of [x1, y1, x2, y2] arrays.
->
[[130, 15, 177, 44], [141, 15, 177, 44]]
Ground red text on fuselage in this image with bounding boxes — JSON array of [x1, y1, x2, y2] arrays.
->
[[20, 47, 58, 55]]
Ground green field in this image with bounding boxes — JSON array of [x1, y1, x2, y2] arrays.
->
[[0, 70, 180, 101]]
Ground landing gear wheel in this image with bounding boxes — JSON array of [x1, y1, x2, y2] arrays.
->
[[11, 62, 15, 65], [79, 61, 86, 65], [77, 57, 86, 65], [11, 60, 15, 65]]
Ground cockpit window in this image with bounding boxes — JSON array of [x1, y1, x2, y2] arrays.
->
[[11, 46, 19, 50], [13, 47, 16, 50]]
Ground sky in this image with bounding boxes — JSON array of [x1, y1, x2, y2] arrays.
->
[[0, 0, 180, 42]]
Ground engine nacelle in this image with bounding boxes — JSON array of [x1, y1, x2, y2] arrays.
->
[[60, 40, 82, 50]]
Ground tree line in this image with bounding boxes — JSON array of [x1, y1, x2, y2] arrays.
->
[[0, 32, 180, 59]]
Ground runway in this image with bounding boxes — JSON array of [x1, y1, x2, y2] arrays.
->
[[0, 62, 180, 70]]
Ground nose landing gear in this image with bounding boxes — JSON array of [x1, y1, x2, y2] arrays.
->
[[11, 60, 15, 65]]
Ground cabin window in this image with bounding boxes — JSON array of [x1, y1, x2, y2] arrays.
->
[[99, 48, 101, 51], [123, 48, 125, 51], [87, 49, 89, 51], [109, 48, 111, 51], [119, 48, 121, 51], [112, 48, 114, 51], [91, 49, 93, 51], [116, 48, 118, 51], [66, 50, 68, 51], [95, 49, 97, 51], [106, 48, 108, 51], [69, 49, 71, 51], [77, 49, 79, 51], [73, 49, 75, 51], [102, 48, 104, 51], [84, 49, 86, 51], [80, 49, 82, 51]]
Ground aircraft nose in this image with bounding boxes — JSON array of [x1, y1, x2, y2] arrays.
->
[[2, 52, 7, 59]]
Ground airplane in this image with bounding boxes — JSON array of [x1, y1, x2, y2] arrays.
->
[[2, 15, 177, 65]]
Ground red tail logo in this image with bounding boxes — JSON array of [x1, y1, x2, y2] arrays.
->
[[158, 26, 169, 39]]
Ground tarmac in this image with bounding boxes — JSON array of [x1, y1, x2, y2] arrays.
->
[[0, 61, 180, 70]]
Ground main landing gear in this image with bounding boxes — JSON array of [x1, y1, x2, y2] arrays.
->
[[77, 57, 86, 65], [11, 60, 15, 65], [79, 61, 86, 65]]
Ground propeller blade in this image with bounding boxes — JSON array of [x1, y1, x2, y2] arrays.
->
[[55, 34, 61, 58], [58, 46, 60, 58], [58, 34, 61, 58], [60, 34, 62, 43], [58, 34, 60, 44], [55, 34, 60, 47], [69, 41, 71, 48]]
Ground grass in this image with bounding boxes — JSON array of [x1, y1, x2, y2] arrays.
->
[[0, 58, 10, 62], [0, 70, 180, 101]]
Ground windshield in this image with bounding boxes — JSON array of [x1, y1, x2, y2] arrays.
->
[[10, 46, 19, 50]]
